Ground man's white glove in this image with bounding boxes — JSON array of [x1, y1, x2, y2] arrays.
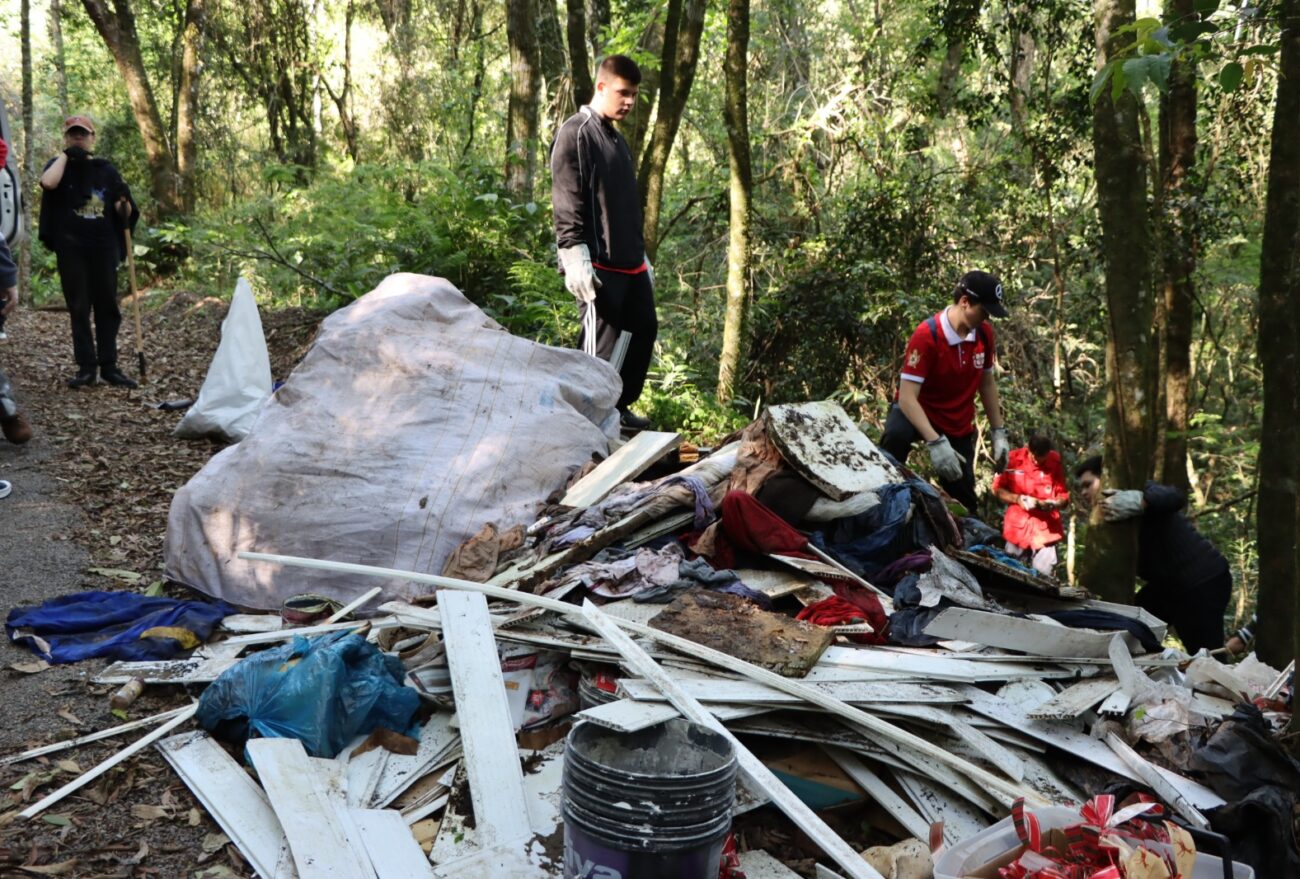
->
[[1100, 489, 1145, 522], [927, 436, 967, 482], [1018, 494, 1037, 511], [559, 244, 601, 304], [644, 255, 654, 287], [991, 427, 1010, 473]]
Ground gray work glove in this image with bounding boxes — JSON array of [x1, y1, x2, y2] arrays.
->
[[1100, 489, 1144, 522], [927, 436, 967, 482], [1017, 494, 1037, 511], [558, 244, 601, 304], [644, 255, 654, 287], [991, 426, 1010, 473]]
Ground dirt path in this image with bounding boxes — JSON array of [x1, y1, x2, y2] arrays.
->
[[0, 296, 319, 877]]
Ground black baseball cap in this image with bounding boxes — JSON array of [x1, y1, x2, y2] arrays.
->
[[957, 270, 1008, 318]]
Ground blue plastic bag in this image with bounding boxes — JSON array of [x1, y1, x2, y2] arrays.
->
[[196, 630, 420, 759], [5, 590, 234, 663]]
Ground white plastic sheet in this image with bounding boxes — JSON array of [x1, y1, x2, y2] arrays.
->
[[174, 277, 273, 442], [165, 274, 620, 609]]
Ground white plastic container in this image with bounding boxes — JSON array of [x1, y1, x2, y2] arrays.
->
[[933, 806, 1254, 879]]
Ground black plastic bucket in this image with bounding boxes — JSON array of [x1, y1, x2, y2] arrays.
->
[[562, 718, 737, 879]]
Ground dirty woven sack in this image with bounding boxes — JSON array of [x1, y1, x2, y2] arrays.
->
[[197, 630, 420, 758], [5, 590, 234, 663]]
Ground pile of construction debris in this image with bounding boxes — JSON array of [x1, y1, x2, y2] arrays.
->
[[4, 400, 1292, 878]]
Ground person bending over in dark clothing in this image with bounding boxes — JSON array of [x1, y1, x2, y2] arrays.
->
[[1075, 456, 1231, 653], [38, 114, 139, 389]]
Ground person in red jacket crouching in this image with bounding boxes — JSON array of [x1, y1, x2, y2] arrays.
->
[[991, 432, 1068, 576]]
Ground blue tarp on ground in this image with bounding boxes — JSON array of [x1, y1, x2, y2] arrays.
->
[[196, 630, 421, 759], [5, 590, 235, 663]]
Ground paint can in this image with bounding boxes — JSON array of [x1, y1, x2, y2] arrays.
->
[[562, 718, 736, 879]]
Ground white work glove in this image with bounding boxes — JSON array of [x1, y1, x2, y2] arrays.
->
[[559, 244, 601, 304], [1100, 489, 1145, 522], [991, 427, 1010, 473], [1018, 494, 1037, 511], [644, 255, 654, 287], [926, 436, 967, 483]]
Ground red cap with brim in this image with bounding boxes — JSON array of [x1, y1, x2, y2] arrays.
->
[[63, 115, 96, 135]]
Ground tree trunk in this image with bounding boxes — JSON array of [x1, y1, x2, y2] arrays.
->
[[586, 0, 608, 56], [1079, 0, 1157, 603], [175, 0, 205, 213], [638, 0, 706, 259], [506, 0, 542, 201], [1259, 0, 1300, 670], [49, 0, 70, 117], [538, 0, 568, 120], [1008, 9, 1035, 129], [79, 0, 181, 214], [1156, 0, 1197, 492], [624, 18, 664, 164], [19, 0, 33, 303], [565, 0, 594, 107], [717, 0, 752, 404]]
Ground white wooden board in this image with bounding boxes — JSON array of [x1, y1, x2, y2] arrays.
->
[[437, 589, 532, 848], [766, 401, 901, 501], [371, 712, 459, 808], [94, 643, 246, 684], [824, 747, 932, 841], [575, 697, 768, 732], [923, 607, 1142, 658], [738, 850, 804, 878], [247, 737, 377, 879], [893, 768, 989, 847], [350, 808, 435, 878], [560, 430, 682, 508], [157, 732, 296, 879], [1029, 677, 1120, 719], [815, 645, 1080, 683], [618, 677, 965, 706]]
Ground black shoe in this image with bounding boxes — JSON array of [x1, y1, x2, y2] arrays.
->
[[67, 368, 97, 388], [619, 409, 652, 431], [100, 367, 138, 389]]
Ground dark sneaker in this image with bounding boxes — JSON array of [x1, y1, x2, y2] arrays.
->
[[100, 367, 138, 389], [67, 368, 97, 388], [1, 412, 32, 444], [619, 409, 652, 431]]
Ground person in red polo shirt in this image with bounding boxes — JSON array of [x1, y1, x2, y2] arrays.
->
[[879, 270, 1010, 513], [991, 432, 1068, 574]]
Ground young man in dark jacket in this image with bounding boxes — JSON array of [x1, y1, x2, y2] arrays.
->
[[1075, 456, 1231, 653], [550, 55, 655, 430], [39, 115, 139, 389]]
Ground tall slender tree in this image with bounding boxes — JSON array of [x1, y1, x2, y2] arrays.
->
[[637, 0, 706, 258], [1258, 0, 1300, 669], [566, 0, 595, 107], [1156, 0, 1198, 492], [506, 0, 542, 200], [1079, 0, 1159, 603], [717, 0, 752, 404], [79, 0, 184, 213], [49, 0, 71, 118]]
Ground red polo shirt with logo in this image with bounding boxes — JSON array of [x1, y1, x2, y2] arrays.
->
[[896, 310, 995, 438]]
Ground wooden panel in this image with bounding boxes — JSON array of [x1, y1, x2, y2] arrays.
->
[[824, 747, 931, 842], [349, 809, 435, 879], [618, 678, 965, 706], [560, 430, 682, 508], [371, 712, 459, 808], [575, 698, 768, 733], [247, 737, 377, 878], [1029, 677, 1120, 719], [157, 731, 296, 879], [1, 706, 191, 768], [738, 850, 803, 879], [765, 401, 901, 501], [94, 644, 245, 684], [922, 607, 1141, 658], [437, 589, 532, 847]]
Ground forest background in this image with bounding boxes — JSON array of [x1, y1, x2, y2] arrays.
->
[[3, 0, 1299, 672]]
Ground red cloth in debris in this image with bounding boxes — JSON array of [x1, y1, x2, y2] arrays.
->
[[796, 588, 888, 645], [719, 489, 811, 555], [688, 490, 813, 569]]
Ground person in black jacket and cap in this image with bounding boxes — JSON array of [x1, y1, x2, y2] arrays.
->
[[550, 55, 656, 431], [1075, 455, 1231, 653], [38, 115, 139, 389]]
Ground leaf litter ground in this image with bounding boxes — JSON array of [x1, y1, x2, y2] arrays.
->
[[0, 291, 320, 878]]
